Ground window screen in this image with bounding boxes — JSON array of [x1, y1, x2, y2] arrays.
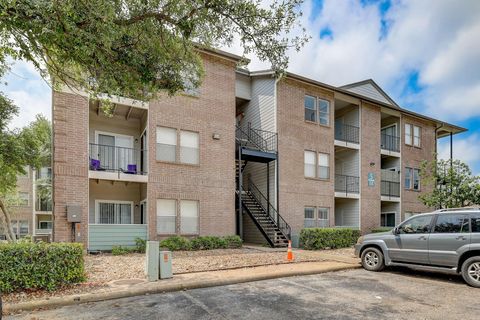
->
[[180, 131, 199, 164], [180, 200, 199, 234], [156, 127, 177, 162], [157, 199, 176, 234]]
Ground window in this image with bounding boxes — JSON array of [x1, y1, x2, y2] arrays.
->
[[318, 99, 330, 125], [413, 126, 421, 147], [471, 215, 480, 233], [304, 207, 329, 228], [19, 221, 29, 236], [381, 212, 396, 227], [18, 192, 29, 206], [318, 207, 329, 227], [398, 215, 433, 234], [304, 95, 316, 122], [304, 150, 330, 179], [157, 199, 176, 234], [304, 207, 316, 228], [412, 168, 420, 190], [180, 131, 199, 165], [304, 151, 316, 178], [317, 153, 329, 179], [96, 201, 133, 224], [180, 200, 199, 234], [405, 124, 412, 145], [304, 95, 330, 126], [156, 126, 177, 162], [405, 167, 420, 190], [434, 214, 469, 233], [39, 220, 52, 230], [37, 167, 52, 180], [404, 167, 412, 189]]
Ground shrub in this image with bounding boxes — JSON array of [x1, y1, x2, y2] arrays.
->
[[300, 228, 361, 250], [159, 236, 191, 251], [370, 227, 393, 233], [0, 242, 85, 293], [135, 237, 146, 253], [159, 235, 243, 251], [111, 246, 136, 255], [223, 235, 242, 248]]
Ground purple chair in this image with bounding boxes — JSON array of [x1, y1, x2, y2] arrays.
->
[[90, 159, 101, 170], [124, 164, 137, 174]]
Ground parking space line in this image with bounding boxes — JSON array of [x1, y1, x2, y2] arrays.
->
[[180, 291, 229, 320]]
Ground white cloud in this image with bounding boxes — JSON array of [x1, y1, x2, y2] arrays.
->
[[1, 60, 51, 130]]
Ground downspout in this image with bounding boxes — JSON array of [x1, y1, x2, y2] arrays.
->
[[434, 123, 445, 209]]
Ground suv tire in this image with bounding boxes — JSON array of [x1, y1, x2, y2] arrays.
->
[[461, 256, 480, 288], [361, 247, 385, 272]]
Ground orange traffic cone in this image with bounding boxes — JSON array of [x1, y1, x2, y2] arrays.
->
[[287, 240, 294, 261]]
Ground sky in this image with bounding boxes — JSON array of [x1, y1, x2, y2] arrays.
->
[[2, 0, 480, 174]]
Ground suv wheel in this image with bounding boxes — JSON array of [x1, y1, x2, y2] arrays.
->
[[361, 247, 385, 272], [462, 256, 480, 288]]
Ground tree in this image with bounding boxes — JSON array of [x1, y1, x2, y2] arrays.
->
[[419, 159, 480, 209], [0, 0, 309, 105], [0, 106, 51, 241]]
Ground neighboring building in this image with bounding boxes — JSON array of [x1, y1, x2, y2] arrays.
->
[[0, 166, 52, 240], [51, 49, 466, 250]]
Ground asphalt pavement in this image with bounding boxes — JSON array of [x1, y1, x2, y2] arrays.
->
[[8, 268, 480, 320]]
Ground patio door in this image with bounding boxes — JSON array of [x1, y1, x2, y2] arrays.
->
[[96, 132, 134, 171]]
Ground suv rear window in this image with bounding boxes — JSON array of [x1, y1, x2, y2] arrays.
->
[[472, 215, 480, 233], [433, 214, 469, 233]]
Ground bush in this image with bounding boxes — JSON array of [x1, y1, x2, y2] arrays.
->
[[159, 236, 191, 251], [0, 242, 85, 293], [111, 246, 136, 255], [370, 227, 393, 233], [159, 235, 243, 251], [300, 228, 361, 250], [135, 237, 146, 253]]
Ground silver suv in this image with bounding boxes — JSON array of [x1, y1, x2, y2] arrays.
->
[[355, 208, 480, 287]]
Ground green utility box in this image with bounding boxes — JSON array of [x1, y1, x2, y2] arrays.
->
[[159, 251, 173, 279]]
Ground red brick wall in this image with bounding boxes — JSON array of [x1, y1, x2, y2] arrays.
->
[[52, 91, 89, 246], [401, 115, 436, 218], [147, 53, 237, 239], [360, 102, 382, 233], [276, 78, 335, 235]]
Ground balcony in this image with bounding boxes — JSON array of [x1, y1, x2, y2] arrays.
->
[[89, 143, 147, 182], [335, 174, 360, 197], [36, 198, 52, 212], [380, 133, 400, 153], [381, 180, 400, 199], [335, 123, 360, 145]]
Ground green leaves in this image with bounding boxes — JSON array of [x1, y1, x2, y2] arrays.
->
[[159, 235, 242, 251], [300, 228, 361, 250], [0, 0, 308, 101], [0, 242, 85, 293], [419, 159, 480, 209]]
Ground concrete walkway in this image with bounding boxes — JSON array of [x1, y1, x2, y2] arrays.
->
[[4, 257, 360, 314]]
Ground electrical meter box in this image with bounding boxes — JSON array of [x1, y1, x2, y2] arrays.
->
[[67, 205, 82, 223], [159, 251, 173, 279]]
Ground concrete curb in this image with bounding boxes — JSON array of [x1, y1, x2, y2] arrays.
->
[[4, 262, 360, 314]]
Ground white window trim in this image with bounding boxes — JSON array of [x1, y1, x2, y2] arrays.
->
[[413, 125, 421, 147], [94, 199, 134, 224], [405, 124, 412, 146], [413, 168, 421, 191], [38, 219, 53, 230], [179, 130, 200, 165], [156, 198, 178, 235], [179, 199, 200, 235]]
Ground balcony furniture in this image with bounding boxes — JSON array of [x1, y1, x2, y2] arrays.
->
[[123, 164, 138, 174]]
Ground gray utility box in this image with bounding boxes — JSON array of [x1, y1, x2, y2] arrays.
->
[[145, 241, 159, 282], [159, 251, 173, 279], [66, 205, 82, 223]]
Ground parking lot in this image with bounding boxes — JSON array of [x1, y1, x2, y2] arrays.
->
[[9, 267, 480, 320]]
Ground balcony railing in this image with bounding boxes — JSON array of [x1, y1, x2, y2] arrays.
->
[[236, 123, 277, 153], [335, 123, 360, 144], [381, 180, 400, 197], [89, 143, 147, 175], [335, 174, 360, 194], [36, 198, 52, 212], [381, 133, 400, 152]]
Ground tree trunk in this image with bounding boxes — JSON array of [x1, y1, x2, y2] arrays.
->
[[0, 199, 16, 242]]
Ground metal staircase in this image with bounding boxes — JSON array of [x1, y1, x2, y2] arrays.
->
[[235, 124, 291, 247]]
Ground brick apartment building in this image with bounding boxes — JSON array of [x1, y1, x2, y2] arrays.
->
[[51, 48, 465, 250], [0, 166, 52, 240]]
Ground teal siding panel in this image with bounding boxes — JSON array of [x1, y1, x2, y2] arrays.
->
[[88, 224, 147, 251]]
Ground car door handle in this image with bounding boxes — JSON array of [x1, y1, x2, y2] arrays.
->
[[418, 236, 427, 240], [456, 236, 467, 241]]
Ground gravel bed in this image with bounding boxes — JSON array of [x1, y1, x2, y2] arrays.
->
[[2, 247, 355, 305]]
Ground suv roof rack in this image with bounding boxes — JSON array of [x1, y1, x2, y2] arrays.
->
[[436, 207, 480, 213]]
